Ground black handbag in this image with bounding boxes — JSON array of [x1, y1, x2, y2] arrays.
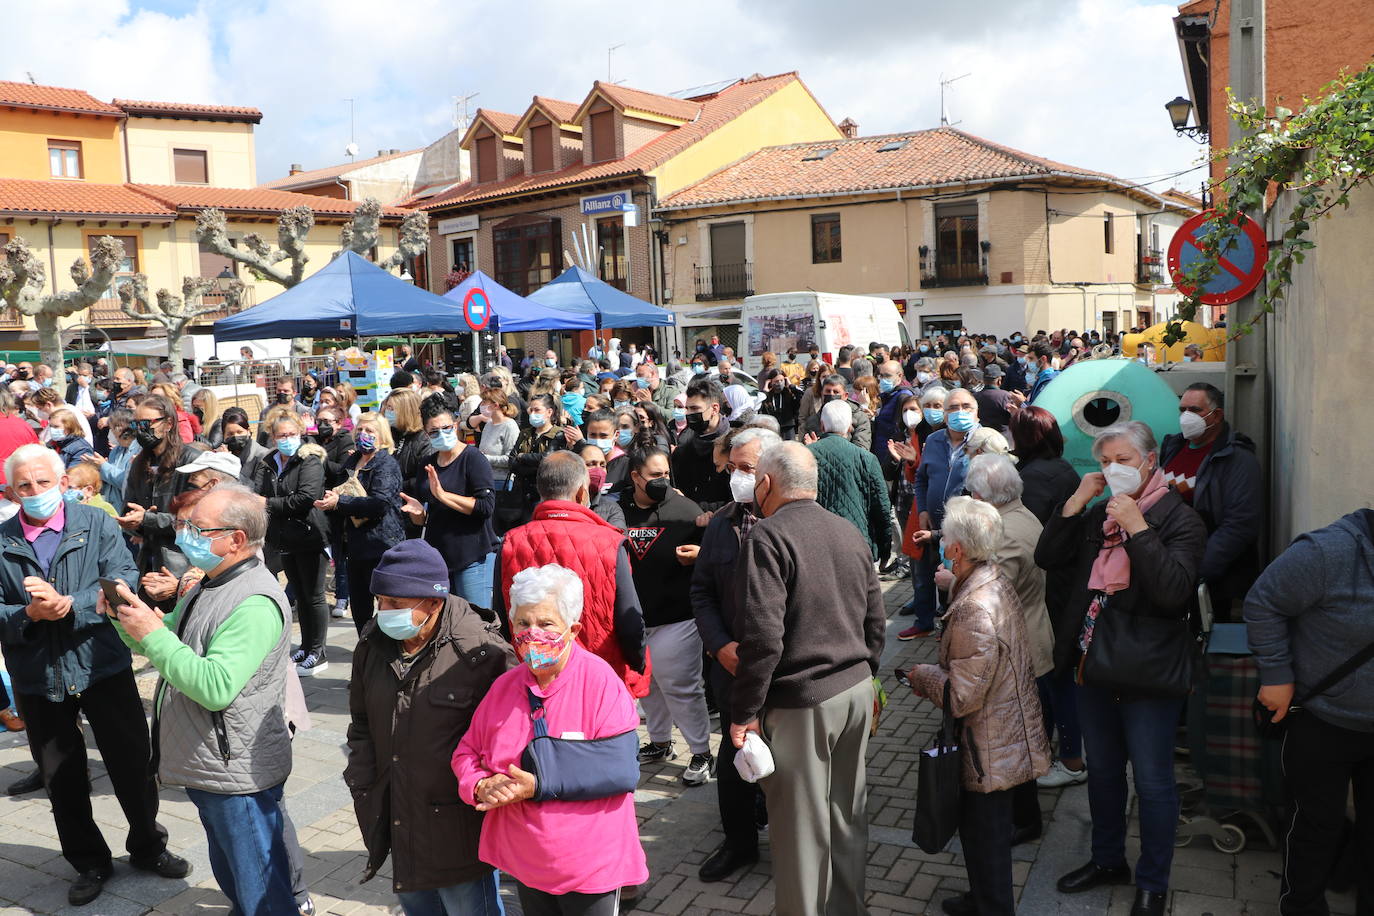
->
[[1253, 638, 1374, 739], [912, 681, 963, 854], [519, 689, 640, 802], [1081, 597, 1200, 698]]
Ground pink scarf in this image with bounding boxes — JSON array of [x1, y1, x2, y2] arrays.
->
[[1087, 469, 1169, 595]]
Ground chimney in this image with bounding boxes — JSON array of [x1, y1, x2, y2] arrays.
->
[[378, 149, 388, 158], [389, 148, 401, 155], [288, 163, 303, 175], [838, 118, 859, 139]]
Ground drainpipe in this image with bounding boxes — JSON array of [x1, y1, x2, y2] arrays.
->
[[46, 219, 61, 292]]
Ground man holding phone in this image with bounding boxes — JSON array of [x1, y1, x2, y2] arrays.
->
[[0, 444, 189, 906]]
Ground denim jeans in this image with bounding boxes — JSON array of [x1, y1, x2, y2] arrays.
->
[[450, 552, 496, 610], [1038, 670, 1083, 761], [1077, 684, 1183, 893], [397, 871, 503, 916], [907, 549, 938, 631], [185, 783, 297, 916]]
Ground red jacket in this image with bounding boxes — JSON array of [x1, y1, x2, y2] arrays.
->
[[0, 413, 39, 485], [500, 499, 650, 697]]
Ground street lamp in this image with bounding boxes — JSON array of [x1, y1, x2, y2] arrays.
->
[[1166, 96, 1207, 142]]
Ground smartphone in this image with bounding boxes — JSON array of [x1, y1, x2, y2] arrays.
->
[[894, 666, 911, 688], [98, 577, 128, 609]]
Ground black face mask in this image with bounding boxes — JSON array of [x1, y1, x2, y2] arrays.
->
[[821, 393, 841, 404], [276, 392, 292, 405], [644, 477, 670, 503], [685, 411, 710, 434], [225, 434, 250, 454], [133, 428, 162, 450], [316, 423, 334, 440]]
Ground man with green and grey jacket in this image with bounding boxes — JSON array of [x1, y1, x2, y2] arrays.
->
[[110, 483, 296, 916], [807, 400, 892, 562]]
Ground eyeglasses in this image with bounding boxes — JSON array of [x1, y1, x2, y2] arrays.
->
[[725, 462, 757, 474], [174, 520, 238, 538], [129, 417, 167, 431]]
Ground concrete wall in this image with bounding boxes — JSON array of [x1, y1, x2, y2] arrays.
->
[[1266, 179, 1374, 545], [0, 109, 123, 183], [123, 118, 257, 186]]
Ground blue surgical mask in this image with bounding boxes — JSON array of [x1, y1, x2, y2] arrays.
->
[[384, 409, 397, 424], [692, 364, 705, 375], [617, 428, 634, 447], [923, 407, 944, 427], [97, 398, 111, 408], [939, 540, 954, 571], [175, 528, 225, 572], [62, 488, 83, 504], [529, 412, 548, 428], [429, 429, 458, 451], [946, 410, 977, 433], [21, 484, 63, 520], [672, 408, 686, 422], [589, 437, 613, 454], [918, 346, 930, 354], [635, 377, 651, 389], [613, 400, 630, 409], [878, 377, 896, 394], [276, 436, 301, 456], [377, 606, 423, 640]]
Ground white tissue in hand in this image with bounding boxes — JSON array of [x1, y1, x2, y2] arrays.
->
[[734, 732, 775, 783]]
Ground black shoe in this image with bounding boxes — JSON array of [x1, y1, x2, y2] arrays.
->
[[6, 769, 43, 796], [897, 600, 917, 616], [1056, 861, 1133, 894], [1130, 889, 1167, 916], [637, 741, 674, 763], [940, 893, 977, 916], [69, 866, 113, 906], [698, 843, 758, 882], [131, 850, 192, 879], [1012, 824, 1043, 846]]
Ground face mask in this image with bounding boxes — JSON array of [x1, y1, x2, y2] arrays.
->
[[1103, 461, 1144, 497], [671, 407, 686, 423], [939, 540, 954, 571], [62, 487, 84, 504], [561, 392, 584, 409], [916, 372, 934, 385], [730, 470, 756, 504], [97, 398, 111, 409], [429, 428, 458, 451], [513, 626, 569, 670], [644, 477, 670, 502], [545, 358, 557, 368], [17, 478, 62, 520], [923, 407, 944, 426], [589, 437, 613, 454], [384, 409, 397, 424], [134, 426, 163, 450], [377, 606, 423, 641], [225, 434, 250, 454], [902, 409, 921, 428], [946, 410, 977, 433], [276, 436, 301, 456], [878, 377, 896, 394], [1178, 409, 1210, 441], [357, 431, 377, 452], [316, 422, 334, 439], [691, 364, 706, 375], [276, 392, 292, 404], [635, 377, 651, 389], [613, 400, 630, 409], [919, 346, 930, 354], [685, 411, 710, 434], [616, 428, 634, 447], [586, 465, 607, 495], [529, 411, 548, 428], [821, 393, 841, 405], [33, 408, 49, 422], [175, 528, 225, 572]]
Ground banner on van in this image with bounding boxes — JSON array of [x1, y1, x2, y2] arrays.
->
[[748, 312, 817, 357]]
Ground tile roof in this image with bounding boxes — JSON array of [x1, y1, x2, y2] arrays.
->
[[416, 73, 801, 211], [259, 149, 424, 190], [532, 96, 580, 124], [477, 109, 522, 136], [589, 81, 702, 121], [132, 185, 414, 217], [0, 80, 123, 117], [114, 99, 263, 123], [0, 178, 175, 218], [659, 128, 1119, 208]]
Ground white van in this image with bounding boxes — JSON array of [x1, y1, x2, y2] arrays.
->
[[740, 291, 911, 376]]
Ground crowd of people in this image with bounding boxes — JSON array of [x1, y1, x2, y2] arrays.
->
[[0, 326, 1364, 916]]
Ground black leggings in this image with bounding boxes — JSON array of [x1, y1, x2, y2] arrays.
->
[[281, 549, 329, 657], [346, 554, 378, 635]]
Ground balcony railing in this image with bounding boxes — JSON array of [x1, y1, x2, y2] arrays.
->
[[923, 260, 988, 288], [693, 262, 754, 301], [1138, 247, 1164, 285], [0, 308, 24, 330], [88, 286, 255, 326]]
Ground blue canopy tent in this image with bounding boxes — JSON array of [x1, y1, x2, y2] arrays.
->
[[213, 251, 479, 342], [442, 270, 595, 333], [527, 265, 676, 328]]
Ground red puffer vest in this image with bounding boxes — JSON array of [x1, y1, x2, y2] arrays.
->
[[500, 499, 651, 697]]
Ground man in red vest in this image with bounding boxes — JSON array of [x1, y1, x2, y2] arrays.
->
[[493, 451, 648, 696]]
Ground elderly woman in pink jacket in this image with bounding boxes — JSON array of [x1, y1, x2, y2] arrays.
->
[[452, 564, 647, 916]]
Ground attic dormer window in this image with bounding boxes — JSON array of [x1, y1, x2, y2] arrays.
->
[[802, 147, 836, 161], [475, 131, 497, 183], [531, 121, 553, 172], [589, 109, 616, 163]]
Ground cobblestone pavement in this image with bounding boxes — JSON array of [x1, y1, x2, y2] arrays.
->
[[0, 576, 1356, 915]]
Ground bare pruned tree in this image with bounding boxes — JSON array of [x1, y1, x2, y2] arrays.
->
[[118, 274, 246, 364], [0, 235, 121, 369]]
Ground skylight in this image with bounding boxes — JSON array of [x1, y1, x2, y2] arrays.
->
[[878, 139, 910, 152], [802, 147, 836, 161]]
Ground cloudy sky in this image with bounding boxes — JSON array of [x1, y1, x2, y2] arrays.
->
[[9, 0, 1208, 196]]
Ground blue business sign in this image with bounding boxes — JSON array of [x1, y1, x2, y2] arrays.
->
[[580, 191, 633, 215]]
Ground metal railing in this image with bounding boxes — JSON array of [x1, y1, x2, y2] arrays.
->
[[1138, 247, 1164, 285], [693, 262, 754, 301]]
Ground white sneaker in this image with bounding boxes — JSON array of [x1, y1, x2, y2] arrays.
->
[[1037, 760, 1088, 788], [330, 603, 348, 619], [296, 654, 329, 677]]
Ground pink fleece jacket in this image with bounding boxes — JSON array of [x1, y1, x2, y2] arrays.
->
[[452, 644, 648, 895]]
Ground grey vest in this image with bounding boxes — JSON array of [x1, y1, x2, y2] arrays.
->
[[155, 560, 293, 794]]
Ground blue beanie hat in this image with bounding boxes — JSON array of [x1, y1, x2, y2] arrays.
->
[[371, 540, 451, 600]]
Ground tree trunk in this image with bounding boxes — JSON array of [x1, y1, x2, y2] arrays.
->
[[164, 322, 189, 365], [291, 336, 314, 361], [34, 313, 64, 370]]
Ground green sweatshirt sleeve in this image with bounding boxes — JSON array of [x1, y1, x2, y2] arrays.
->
[[136, 596, 284, 712]]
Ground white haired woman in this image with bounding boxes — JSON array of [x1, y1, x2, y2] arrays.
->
[[904, 496, 1050, 916], [452, 565, 647, 915], [1034, 421, 1206, 916]]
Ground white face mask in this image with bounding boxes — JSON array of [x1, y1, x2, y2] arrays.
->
[[1103, 461, 1144, 497], [1178, 410, 1210, 441], [902, 409, 921, 428], [729, 470, 756, 504]]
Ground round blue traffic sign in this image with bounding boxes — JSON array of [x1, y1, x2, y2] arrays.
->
[[463, 287, 490, 331], [1167, 209, 1269, 306]]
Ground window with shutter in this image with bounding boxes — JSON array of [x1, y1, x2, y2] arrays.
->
[[476, 135, 497, 183], [173, 149, 209, 184], [589, 110, 615, 163], [531, 123, 553, 172]]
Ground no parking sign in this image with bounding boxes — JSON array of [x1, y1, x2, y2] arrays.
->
[[1167, 209, 1269, 306], [463, 287, 490, 331]]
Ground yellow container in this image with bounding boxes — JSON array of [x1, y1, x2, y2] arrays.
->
[[1121, 320, 1227, 363]]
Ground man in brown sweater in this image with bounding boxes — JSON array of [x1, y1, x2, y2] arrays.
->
[[729, 442, 886, 916]]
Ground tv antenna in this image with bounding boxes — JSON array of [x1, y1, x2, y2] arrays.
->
[[453, 91, 479, 131], [608, 43, 626, 84], [939, 72, 970, 126], [343, 98, 357, 160]]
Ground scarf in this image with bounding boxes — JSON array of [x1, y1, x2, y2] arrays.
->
[[1087, 468, 1169, 595]]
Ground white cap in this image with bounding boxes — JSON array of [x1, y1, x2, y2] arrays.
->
[[175, 451, 241, 477]]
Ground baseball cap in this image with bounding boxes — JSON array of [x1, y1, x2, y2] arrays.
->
[[176, 451, 242, 477]]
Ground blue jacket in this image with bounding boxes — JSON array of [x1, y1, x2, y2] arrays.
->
[[915, 428, 971, 528], [336, 449, 406, 562], [1029, 367, 1059, 403], [873, 383, 912, 476], [0, 503, 138, 701]]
